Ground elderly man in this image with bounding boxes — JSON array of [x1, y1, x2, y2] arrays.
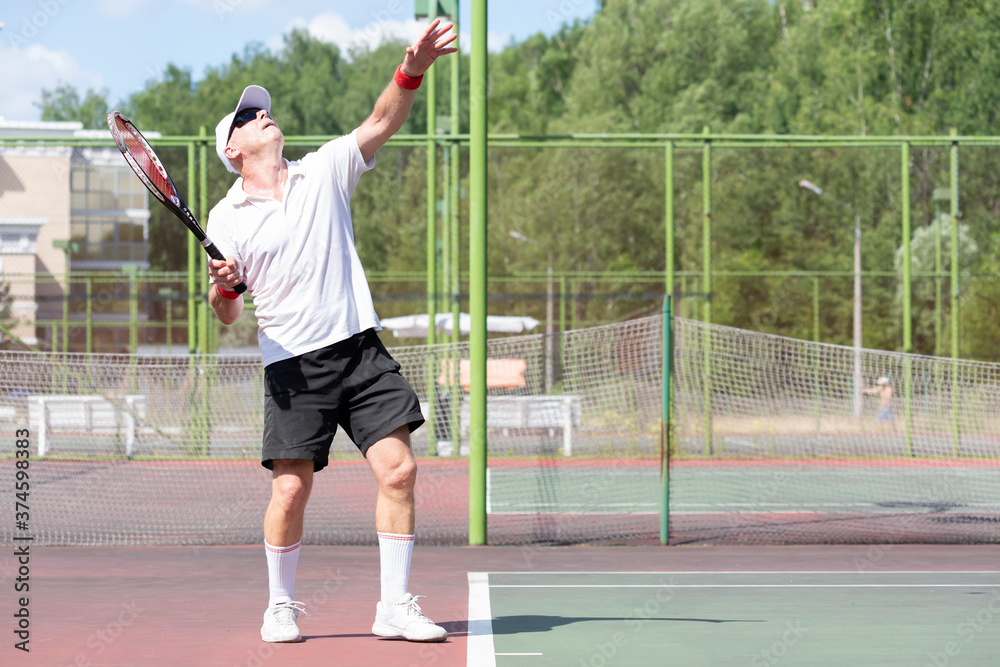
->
[[205, 20, 456, 644]]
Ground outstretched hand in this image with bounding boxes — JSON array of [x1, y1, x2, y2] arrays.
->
[[401, 18, 458, 77]]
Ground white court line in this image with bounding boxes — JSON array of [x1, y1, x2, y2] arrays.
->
[[489, 583, 995, 588], [487, 570, 1000, 575], [467, 572, 496, 667], [495, 653, 543, 656], [492, 502, 1000, 508]]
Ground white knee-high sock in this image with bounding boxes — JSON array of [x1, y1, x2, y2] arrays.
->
[[265, 540, 300, 606], [378, 532, 414, 605]]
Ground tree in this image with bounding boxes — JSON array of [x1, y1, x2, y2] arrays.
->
[[29, 1, 1000, 358], [36, 84, 109, 129]]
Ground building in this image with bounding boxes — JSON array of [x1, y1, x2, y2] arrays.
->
[[0, 119, 153, 349]]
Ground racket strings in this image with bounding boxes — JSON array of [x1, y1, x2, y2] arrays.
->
[[111, 116, 177, 200]]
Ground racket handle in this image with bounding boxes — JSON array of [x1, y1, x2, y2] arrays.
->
[[204, 242, 248, 295]]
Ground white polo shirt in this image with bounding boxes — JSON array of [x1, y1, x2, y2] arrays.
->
[[206, 130, 380, 367]]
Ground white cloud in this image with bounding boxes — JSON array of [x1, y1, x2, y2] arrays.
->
[[95, 0, 157, 19], [275, 12, 424, 60], [273, 12, 510, 61], [181, 0, 274, 19], [0, 44, 104, 121]]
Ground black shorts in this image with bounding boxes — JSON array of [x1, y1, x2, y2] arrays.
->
[[261, 329, 424, 472]]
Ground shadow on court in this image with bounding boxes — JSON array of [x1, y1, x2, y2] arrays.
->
[[492, 614, 765, 634]]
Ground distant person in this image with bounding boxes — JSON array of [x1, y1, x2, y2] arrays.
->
[[205, 20, 457, 644], [864, 376, 894, 424]]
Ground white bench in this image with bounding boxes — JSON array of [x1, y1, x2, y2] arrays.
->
[[27, 395, 146, 457], [460, 395, 582, 456]]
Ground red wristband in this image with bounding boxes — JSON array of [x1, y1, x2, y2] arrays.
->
[[394, 64, 423, 90], [217, 286, 240, 300]]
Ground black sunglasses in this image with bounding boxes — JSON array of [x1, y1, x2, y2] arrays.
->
[[228, 107, 272, 141]]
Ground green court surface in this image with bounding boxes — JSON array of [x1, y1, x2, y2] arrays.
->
[[469, 570, 1000, 666], [486, 464, 1000, 515]]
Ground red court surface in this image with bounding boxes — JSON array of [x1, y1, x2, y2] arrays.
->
[[8, 544, 1000, 666]]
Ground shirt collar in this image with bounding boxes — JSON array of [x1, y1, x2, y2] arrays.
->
[[224, 158, 306, 205]]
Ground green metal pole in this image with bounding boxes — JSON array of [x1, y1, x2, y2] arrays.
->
[[901, 142, 914, 455], [702, 128, 712, 325], [442, 147, 451, 318], [665, 142, 674, 305], [559, 275, 566, 334], [166, 294, 173, 353], [198, 127, 210, 354], [85, 275, 93, 354], [425, 61, 439, 458], [661, 140, 675, 546], [198, 127, 212, 455], [570, 280, 578, 331], [450, 14, 462, 348], [701, 127, 713, 456], [950, 129, 960, 360], [129, 269, 138, 353], [902, 143, 913, 353], [468, 0, 488, 546], [813, 276, 821, 430], [449, 8, 462, 453], [950, 129, 961, 455], [62, 269, 69, 353], [812, 277, 820, 343], [187, 140, 197, 354], [934, 197, 943, 357], [660, 295, 671, 545], [426, 63, 438, 349]]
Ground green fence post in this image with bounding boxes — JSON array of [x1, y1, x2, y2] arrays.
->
[[85, 275, 93, 354], [949, 129, 961, 455], [187, 140, 197, 354], [660, 297, 672, 545], [901, 142, 914, 456], [701, 127, 713, 456], [813, 277, 821, 430], [468, 0, 488, 546], [665, 141, 674, 314], [425, 60, 439, 458]]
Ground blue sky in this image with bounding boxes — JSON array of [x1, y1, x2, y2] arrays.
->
[[0, 0, 598, 121]]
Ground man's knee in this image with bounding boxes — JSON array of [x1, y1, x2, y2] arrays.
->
[[381, 456, 417, 493], [271, 460, 313, 509], [370, 443, 417, 495]]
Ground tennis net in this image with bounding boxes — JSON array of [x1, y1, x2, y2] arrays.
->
[[2, 314, 999, 546]]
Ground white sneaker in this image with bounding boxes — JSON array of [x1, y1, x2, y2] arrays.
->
[[261, 600, 306, 643], [372, 593, 447, 642]]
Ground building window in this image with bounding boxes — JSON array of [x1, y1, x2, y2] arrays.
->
[[69, 163, 149, 267], [0, 232, 36, 254]]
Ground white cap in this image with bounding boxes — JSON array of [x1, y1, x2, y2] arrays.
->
[[215, 85, 271, 174], [877, 376, 889, 385]]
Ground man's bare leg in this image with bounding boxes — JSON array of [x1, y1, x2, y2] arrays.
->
[[264, 459, 314, 545], [260, 459, 313, 643], [366, 426, 417, 535], [367, 426, 446, 641]]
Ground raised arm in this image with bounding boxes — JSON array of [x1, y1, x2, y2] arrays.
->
[[356, 18, 457, 163]]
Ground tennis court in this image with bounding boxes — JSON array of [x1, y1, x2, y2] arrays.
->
[[19, 544, 1000, 665], [474, 569, 1000, 665], [5, 294, 1000, 665]]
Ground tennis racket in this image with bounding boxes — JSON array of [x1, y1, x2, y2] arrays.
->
[[106, 111, 247, 295]]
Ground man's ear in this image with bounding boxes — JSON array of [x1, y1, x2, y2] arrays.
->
[[224, 142, 242, 162]]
